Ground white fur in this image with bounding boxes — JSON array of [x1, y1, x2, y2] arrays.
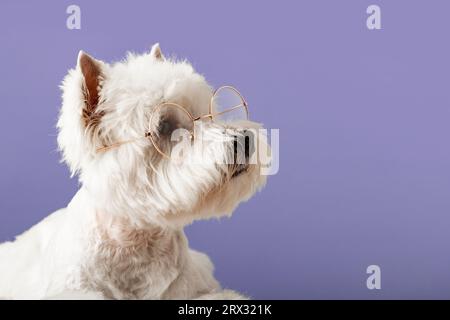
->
[[0, 45, 267, 300]]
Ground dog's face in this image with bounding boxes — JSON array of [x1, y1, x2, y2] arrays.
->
[[57, 44, 268, 227]]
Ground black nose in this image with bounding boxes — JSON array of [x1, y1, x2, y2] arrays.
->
[[233, 130, 255, 163]]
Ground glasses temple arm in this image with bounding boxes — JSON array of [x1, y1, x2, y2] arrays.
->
[[96, 136, 146, 153]]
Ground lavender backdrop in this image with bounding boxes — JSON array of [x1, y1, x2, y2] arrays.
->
[[1, 0, 450, 299]]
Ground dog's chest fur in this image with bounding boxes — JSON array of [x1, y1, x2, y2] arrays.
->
[[79, 216, 186, 299]]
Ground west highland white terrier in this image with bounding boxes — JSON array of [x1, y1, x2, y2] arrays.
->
[[0, 44, 269, 299]]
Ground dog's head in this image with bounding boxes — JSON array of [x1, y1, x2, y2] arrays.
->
[[57, 44, 269, 227]]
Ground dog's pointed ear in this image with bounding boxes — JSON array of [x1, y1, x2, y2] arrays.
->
[[150, 43, 164, 61], [77, 51, 104, 127]]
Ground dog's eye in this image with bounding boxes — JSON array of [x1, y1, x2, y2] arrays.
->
[[158, 119, 175, 136], [151, 113, 194, 157]]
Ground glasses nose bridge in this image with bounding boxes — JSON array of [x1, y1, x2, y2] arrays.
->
[[193, 113, 214, 122]]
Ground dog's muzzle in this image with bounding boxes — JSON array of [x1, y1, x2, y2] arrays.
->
[[230, 130, 255, 178]]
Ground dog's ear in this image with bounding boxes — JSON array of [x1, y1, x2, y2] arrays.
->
[[150, 43, 164, 61], [77, 51, 105, 128], [57, 51, 107, 176]]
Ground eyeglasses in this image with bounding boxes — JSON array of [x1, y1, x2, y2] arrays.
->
[[96, 85, 249, 158]]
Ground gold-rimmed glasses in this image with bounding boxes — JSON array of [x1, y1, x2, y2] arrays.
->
[[96, 85, 249, 158]]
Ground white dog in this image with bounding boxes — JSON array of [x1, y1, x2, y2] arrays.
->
[[0, 44, 268, 299]]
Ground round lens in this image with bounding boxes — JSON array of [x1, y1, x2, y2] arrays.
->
[[149, 103, 194, 158], [210, 86, 248, 123]]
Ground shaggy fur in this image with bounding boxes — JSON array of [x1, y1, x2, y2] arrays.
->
[[0, 44, 268, 299]]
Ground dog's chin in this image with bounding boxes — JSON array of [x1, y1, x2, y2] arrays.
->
[[214, 164, 264, 212], [231, 164, 249, 179], [162, 164, 263, 227]]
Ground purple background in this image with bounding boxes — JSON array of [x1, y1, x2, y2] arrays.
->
[[1, 0, 450, 299]]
